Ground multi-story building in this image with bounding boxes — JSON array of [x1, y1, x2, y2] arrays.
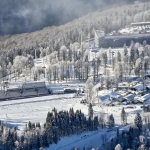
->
[[95, 22, 150, 48], [94, 30, 105, 48]]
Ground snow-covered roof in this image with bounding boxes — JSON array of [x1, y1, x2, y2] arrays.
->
[[124, 94, 136, 101], [142, 94, 150, 100], [100, 99, 111, 105], [134, 84, 145, 91], [100, 94, 110, 101], [99, 94, 111, 105], [117, 22, 150, 36], [22, 81, 46, 89], [109, 91, 120, 98], [137, 94, 150, 102], [131, 22, 150, 26]]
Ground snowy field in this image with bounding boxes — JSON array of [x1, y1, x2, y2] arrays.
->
[[0, 87, 144, 133], [0, 94, 78, 131], [0, 91, 144, 150]]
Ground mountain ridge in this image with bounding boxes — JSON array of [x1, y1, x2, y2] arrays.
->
[[0, 2, 150, 52]]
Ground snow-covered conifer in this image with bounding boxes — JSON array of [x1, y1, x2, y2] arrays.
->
[[88, 103, 93, 119], [134, 113, 142, 131], [121, 107, 127, 125], [115, 144, 122, 150]]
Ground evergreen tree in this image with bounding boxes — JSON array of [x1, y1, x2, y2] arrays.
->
[[134, 113, 142, 131], [115, 144, 122, 150], [116, 128, 119, 144], [28, 121, 32, 130], [93, 116, 99, 130], [121, 107, 127, 125], [88, 103, 93, 119], [108, 114, 115, 128], [117, 51, 122, 62], [99, 112, 105, 128]]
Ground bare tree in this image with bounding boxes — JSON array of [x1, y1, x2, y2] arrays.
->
[[85, 77, 96, 104]]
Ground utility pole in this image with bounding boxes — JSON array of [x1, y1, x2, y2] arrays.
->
[[35, 49, 37, 59], [88, 33, 90, 48], [46, 47, 48, 61], [80, 22, 83, 54], [80, 21, 86, 57], [142, 62, 145, 94]]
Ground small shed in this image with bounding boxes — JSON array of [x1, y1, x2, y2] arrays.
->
[[48, 87, 64, 94], [64, 88, 77, 93]]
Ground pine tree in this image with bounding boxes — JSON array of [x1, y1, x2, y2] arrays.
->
[[115, 144, 122, 150], [116, 128, 119, 144], [99, 112, 104, 128], [134, 113, 142, 131], [117, 51, 122, 62], [108, 114, 115, 128], [88, 103, 93, 119], [46, 112, 53, 128], [130, 46, 135, 63], [28, 121, 32, 130], [93, 116, 99, 130], [121, 107, 127, 125]]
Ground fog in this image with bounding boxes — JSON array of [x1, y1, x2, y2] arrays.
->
[[0, 0, 144, 35]]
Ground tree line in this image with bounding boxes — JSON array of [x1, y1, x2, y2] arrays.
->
[[72, 107, 150, 150]]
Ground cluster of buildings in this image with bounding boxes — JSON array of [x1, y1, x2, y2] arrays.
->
[[94, 22, 150, 48], [0, 81, 49, 100], [0, 80, 85, 101], [99, 82, 150, 106]]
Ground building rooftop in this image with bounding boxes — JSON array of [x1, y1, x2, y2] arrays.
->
[[131, 22, 150, 26]]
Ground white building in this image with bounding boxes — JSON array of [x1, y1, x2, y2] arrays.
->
[[46, 85, 64, 94], [94, 30, 105, 48]]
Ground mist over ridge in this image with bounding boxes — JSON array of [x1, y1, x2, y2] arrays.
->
[[0, 0, 144, 35]]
